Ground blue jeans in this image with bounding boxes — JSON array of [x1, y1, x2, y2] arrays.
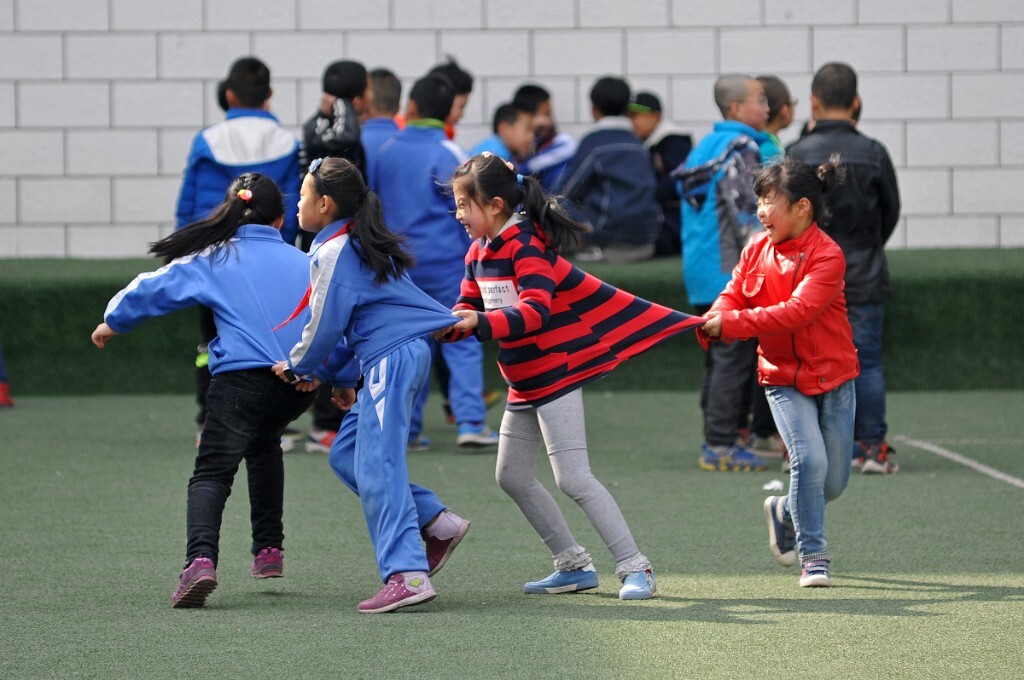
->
[[847, 302, 887, 451], [766, 380, 855, 563], [186, 369, 315, 567]]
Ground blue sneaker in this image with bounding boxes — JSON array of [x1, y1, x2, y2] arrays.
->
[[619, 569, 657, 600], [456, 423, 498, 447], [799, 560, 832, 587], [699, 444, 768, 471], [407, 435, 431, 452], [763, 496, 797, 567], [523, 565, 598, 594]]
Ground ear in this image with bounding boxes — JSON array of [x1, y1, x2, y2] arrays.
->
[[270, 215, 285, 229], [489, 196, 508, 217], [406, 100, 420, 120], [795, 197, 812, 216], [225, 88, 242, 109]]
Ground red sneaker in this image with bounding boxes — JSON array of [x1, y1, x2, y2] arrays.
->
[[305, 427, 337, 453], [171, 557, 217, 608], [357, 572, 436, 614], [0, 382, 13, 408], [251, 547, 284, 579], [424, 512, 470, 576]]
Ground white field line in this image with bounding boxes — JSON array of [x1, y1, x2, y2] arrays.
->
[[894, 435, 1024, 490]]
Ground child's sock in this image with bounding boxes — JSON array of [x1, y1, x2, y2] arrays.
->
[[423, 509, 465, 541]]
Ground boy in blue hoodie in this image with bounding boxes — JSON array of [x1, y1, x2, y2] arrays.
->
[[174, 56, 301, 439], [371, 75, 497, 449], [675, 75, 772, 472]]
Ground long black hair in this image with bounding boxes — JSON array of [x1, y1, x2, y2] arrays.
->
[[452, 153, 588, 252], [753, 155, 845, 226], [150, 173, 283, 262], [312, 157, 413, 284]]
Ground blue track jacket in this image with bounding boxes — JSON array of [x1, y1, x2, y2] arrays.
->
[[175, 109, 301, 245], [286, 220, 460, 383], [103, 225, 310, 375]]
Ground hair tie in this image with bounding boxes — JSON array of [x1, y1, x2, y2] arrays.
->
[[237, 189, 253, 203], [516, 173, 524, 186]]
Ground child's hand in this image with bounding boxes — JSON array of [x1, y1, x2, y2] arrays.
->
[[91, 323, 117, 348], [702, 311, 723, 338], [452, 309, 479, 331], [271, 361, 292, 382], [331, 387, 356, 411], [294, 377, 321, 392], [432, 325, 455, 341]]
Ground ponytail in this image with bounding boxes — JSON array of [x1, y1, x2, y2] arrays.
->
[[313, 157, 413, 284], [150, 173, 283, 262], [453, 153, 588, 252]]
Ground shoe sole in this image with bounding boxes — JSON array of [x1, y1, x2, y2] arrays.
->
[[172, 575, 217, 608], [305, 442, 331, 453], [700, 458, 769, 472], [457, 437, 498, 447], [523, 579, 599, 595], [252, 568, 283, 579], [861, 459, 899, 475], [357, 589, 437, 614], [619, 588, 656, 600], [763, 497, 797, 568], [799, 575, 832, 587], [427, 519, 471, 577]]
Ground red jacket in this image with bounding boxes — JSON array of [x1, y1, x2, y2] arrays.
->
[[700, 223, 859, 395]]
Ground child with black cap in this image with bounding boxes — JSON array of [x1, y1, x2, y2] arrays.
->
[[300, 60, 371, 177], [628, 91, 692, 257]]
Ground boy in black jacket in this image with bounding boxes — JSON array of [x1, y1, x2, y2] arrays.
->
[[787, 62, 902, 474]]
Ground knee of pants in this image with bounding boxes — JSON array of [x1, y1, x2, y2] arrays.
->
[[328, 446, 357, 492], [823, 474, 848, 503], [552, 468, 598, 503], [495, 464, 535, 496]]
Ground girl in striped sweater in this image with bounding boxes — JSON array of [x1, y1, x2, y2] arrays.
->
[[441, 153, 702, 599]]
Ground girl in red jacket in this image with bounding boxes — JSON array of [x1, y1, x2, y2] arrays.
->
[[701, 156, 858, 588]]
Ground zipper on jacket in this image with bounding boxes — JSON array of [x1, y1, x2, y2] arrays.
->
[[789, 252, 806, 388]]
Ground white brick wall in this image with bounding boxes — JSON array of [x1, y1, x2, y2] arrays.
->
[[1, 0, 1022, 257]]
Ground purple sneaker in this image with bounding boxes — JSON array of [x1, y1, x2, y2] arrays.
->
[[171, 557, 217, 608], [251, 547, 284, 579], [424, 515, 471, 576], [357, 572, 436, 614]]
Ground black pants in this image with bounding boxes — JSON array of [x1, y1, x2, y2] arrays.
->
[[185, 369, 315, 566], [696, 305, 774, 446]]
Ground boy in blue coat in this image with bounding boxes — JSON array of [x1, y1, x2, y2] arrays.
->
[[675, 74, 772, 472], [371, 75, 497, 449], [175, 57, 302, 437]]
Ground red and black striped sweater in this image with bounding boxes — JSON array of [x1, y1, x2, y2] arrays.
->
[[448, 218, 703, 409]]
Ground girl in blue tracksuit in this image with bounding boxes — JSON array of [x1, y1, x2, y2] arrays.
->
[[92, 174, 315, 609], [274, 156, 468, 614]]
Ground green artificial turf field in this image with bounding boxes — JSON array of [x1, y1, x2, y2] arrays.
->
[[2, 389, 1022, 679]]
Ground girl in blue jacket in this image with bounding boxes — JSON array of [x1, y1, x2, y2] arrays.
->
[[273, 157, 468, 614], [91, 174, 315, 609]]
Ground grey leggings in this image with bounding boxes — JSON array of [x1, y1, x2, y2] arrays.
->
[[495, 389, 640, 565]]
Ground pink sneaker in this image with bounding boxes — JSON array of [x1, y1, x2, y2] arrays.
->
[[357, 572, 436, 614], [424, 514, 471, 576], [251, 547, 284, 579], [171, 557, 217, 608]]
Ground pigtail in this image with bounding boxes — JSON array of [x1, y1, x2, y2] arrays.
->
[[519, 175, 588, 252], [349, 190, 414, 284], [817, 153, 845, 194], [150, 174, 284, 262]]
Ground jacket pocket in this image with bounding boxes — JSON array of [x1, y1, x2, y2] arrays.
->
[[741, 273, 765, 298]]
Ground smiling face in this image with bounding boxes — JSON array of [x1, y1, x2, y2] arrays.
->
[[454, 184, 505, 241], [756, 191, 812, 244]]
